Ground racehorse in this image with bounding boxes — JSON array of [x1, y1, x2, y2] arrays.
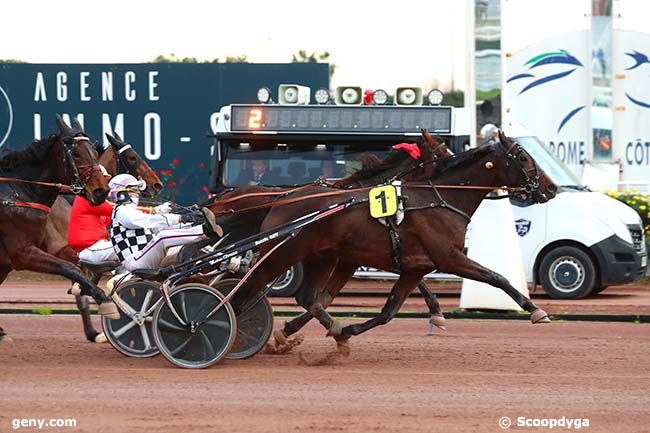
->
[[209, 131, 452, 348], [42, 132, 163, 343], [42, 132, 163, 262], [227, 130, 557, 355], [0, 115, 119, 342]]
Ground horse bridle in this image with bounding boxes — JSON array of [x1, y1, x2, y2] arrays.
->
[[501, 139, 541, 194], [113, 142, 153, 180], [63, 135, 102, 195]]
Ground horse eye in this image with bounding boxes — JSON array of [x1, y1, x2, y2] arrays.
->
[[128, 155, 137, 163], [519, 155, 527, 162]]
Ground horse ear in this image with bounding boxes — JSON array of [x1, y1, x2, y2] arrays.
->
[[497, 129, 509, 145], [71, 117, 84, 133], [105, 133, 119, 147], [113, 131, 124, 143], [55, 114, 72, 135], [420, 128, 434, 145]]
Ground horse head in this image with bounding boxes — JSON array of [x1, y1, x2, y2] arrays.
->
[[104, 133, 163, 197], [493, 129, 557, 203], [55, 114, 109, 205], [421, 129, 453, 158]]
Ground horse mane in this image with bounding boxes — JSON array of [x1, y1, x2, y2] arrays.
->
[[333, 146, 422, 188], [0, 134, 59, 171], [429, 145, 494, 178]]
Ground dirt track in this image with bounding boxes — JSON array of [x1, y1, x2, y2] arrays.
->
[[1, 315, 649, 433]]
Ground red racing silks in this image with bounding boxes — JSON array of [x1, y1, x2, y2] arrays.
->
[[392, 143, 421, 160]]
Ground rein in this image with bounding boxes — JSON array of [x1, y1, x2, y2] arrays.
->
[[213, 183, 526, 216], [0, 176, 72, 191], [0, 200, 51, 213]]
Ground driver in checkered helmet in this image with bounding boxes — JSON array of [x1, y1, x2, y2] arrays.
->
[[108, 174, 223, 271]]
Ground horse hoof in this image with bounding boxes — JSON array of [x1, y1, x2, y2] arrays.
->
[[429, 314, 447, 330], [98, 302, 121, 320], [531, 309, 551, 324], [273, 329, 288, 346], [334, 335, 351, 357], [326, 321, 343, 337], [69, 283, 82, 297], [94, 333, 107, 344]]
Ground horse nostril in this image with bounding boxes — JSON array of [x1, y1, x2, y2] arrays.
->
[[93, 188, 108, 199], [154, 183, 163, 192]]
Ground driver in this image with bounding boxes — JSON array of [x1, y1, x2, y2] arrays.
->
[[108, 174, 223, 271]]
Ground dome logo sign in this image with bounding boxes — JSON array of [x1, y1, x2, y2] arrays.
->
[[624, 50, 650, 108], [0, 84, 13, 149], [506, 49, 586, 133]]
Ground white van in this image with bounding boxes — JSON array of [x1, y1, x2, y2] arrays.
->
[[502, 121, 647, 298]]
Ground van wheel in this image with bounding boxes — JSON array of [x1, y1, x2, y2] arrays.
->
[[267, 263, 304, 297], [591, 285, 608, 295], [539, 246, 596, 299]]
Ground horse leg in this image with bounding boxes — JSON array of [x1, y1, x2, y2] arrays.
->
[[76, 272, 105, 343], [11, 246, 119, 319], [340, 273, 424, 339], [437, 251, 549, 323], [281, 260, 358, 339], [418, 281, 446, 330], [292, 255, 344, 336]]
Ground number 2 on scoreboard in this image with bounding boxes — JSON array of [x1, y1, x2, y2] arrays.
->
[[248, 109, 262, 129]]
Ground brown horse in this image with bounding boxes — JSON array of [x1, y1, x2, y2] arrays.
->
[[43, 132, 163, 343], [42, 133, 163, 262], [210, 132, 452, 347], [0, 115, 118, 341], [227, 130, 557, 355]]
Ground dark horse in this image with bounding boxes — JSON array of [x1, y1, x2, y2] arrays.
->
[[210, 131, 452, 348], [43, 132, 163, 261], [227, 130, 557, 355], [0, 115, 119, 342], [42, 132, 163, 343]]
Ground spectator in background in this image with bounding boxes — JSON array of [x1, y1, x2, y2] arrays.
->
[[237, 159, 270, 186]]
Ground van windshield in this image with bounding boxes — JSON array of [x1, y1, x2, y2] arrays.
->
[[515, 136, 584, 188], [220, 140, 394, 187]]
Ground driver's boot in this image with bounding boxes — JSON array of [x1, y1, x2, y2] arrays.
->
[[201, 207, 224, 238]]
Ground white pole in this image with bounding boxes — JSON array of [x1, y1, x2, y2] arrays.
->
[[465, 0, 477, 148]]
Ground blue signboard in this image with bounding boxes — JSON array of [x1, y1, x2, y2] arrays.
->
[[0, 63, 329, 204]]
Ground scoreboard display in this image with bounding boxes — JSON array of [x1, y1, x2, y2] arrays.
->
[[229, 104, 452, 134]]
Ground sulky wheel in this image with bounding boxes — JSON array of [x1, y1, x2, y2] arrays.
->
[[152, 283, 237, 369], [211, 278, 274, 360], [102, 280, 162, 358]]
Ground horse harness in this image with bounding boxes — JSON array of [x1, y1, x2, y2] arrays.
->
[[0, 135, 101, 214], [113, 143, 154, 179]]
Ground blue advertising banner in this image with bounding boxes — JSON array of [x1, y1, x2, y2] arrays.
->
[[0, 63, 329, 204]]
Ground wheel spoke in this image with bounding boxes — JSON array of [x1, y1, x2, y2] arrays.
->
[[140, 325, 152, 350], [203, 318, 232, 330], [157, 317, 186, 333], [169, 334, 193, 357], [199, 329, 217, 361], [178, 291, 189, 322], [113, 320, 137, 338], [113, 294, 138, 317], [143, 298, 163, 317], [236, 327, 256, 342], [140, 289, 154, 313]]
